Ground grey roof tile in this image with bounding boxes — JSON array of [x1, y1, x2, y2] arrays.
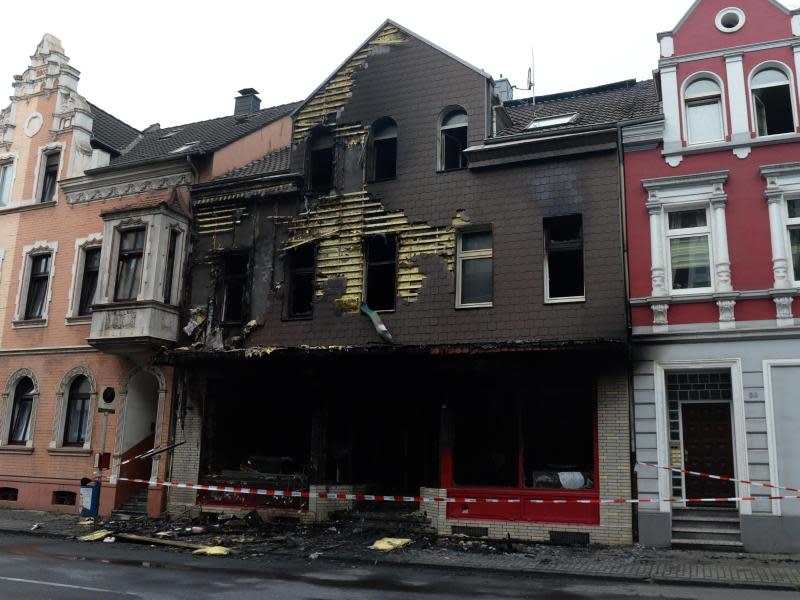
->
[[88, 103, 141, 154], [213, 145, 292, 182]]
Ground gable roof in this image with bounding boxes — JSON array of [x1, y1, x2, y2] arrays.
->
[[496, 79, 660, 138], [662, 0, 792, 37], [291, 19, 490, 133], [101, 101, 301, 170], [213, 145, 292, 182], [88, 102, 141, 155]]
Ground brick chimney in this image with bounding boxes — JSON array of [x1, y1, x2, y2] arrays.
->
[[234, 88, 261, 116]]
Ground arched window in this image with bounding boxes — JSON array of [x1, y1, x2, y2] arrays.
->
[[684, 78, 724, 145], [64, 376, 91, 446], [439, 108, 468, 171], [308, 128, 334, 194], [371, 118, 397, 181], [9, 377, 34, 445], [751, 68, 794, 137]]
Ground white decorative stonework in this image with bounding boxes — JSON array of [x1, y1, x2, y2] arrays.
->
[[65, 172, 191, 204], [774, 296, 795, 327], [652, 304, 669, 329], [761, 163, 800, 291], [717, 299, 736, 329], [23, 112, 43, 137]]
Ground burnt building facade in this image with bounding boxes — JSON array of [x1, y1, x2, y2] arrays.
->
[[165, 21, 659, 545]]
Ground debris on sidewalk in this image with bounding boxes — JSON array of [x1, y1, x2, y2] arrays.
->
[[192, 546, 231, 556], [30, 523, 42, 531], [78, 519, 94, 527], [369, 538, 412, 552], [79, 529, 114, 542]]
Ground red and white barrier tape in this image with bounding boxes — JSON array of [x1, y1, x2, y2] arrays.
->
[[116, 477, 800, 505], [636, 462, 800, 494]]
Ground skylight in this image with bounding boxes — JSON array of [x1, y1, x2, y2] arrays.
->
[[527, 113, 579, 130], [159, 128, 184, 139], [170, 141, 200, 154]]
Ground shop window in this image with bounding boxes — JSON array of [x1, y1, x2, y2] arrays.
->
[[52, 491, 76, 506], [453, 396, 519, 487], [0, 487, 18, 501], [667, 208, 712, 291], [789, 198, 800, 283], [24, 253, 52, 320], [684, 78, 724, 145], [63, 376, 91, 447], [77, 247, 101, 316], [456, 229, 493, 308], [163, 229, 181, 304], [309, 128, 334, 194], [439, 108, 468, 171], [523, 385, 595, 489], [221, 253, 249, 324], [544, 215, 584, 302], [752, 68, 794, 137], [0, 161, 13, 207], [38, 151, 60, 203], [364, 235, 397, 311], [287, 244, 315, 318], [371, 118, 398, 181], [114, 228, 145, 301], [8, 377, 34, 445]]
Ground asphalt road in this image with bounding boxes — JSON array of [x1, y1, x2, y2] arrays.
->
[[0, 533, 793, 599]]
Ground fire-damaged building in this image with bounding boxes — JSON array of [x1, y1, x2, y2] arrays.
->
[[163, 21, 660, 545]]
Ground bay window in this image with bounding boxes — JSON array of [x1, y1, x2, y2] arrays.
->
[[114, 228, 145, 301]]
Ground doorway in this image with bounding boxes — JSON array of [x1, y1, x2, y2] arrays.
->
[[681, 402, 735, 506]]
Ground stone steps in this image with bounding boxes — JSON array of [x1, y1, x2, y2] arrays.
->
[[671, 507, 742, 551]]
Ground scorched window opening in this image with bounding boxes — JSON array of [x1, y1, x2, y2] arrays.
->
[[364, 235, 397, 312]]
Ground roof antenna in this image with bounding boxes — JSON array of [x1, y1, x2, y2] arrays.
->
[[529, 47, 535, 105]]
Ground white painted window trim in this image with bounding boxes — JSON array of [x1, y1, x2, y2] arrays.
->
[[747, 61, 799, 139], [543, 217, 586, 305], [158, 224, 186, 306], [13, 240, 58, 326], [761, 163, 800, 291], [652, 359, 750, 515], [66, 234, 102, 321], [762, 359, 800, 517], [105, 220, 149, 304], [681, 72, 729, 147], [0, 368, 40, 450], [32, 142, 64, 204], [0, 156, 16, 208], [455, 228, 492, 309], [715, 7, 746, 33], [663, 207, 715, 296], [50, 367, 97, 451]]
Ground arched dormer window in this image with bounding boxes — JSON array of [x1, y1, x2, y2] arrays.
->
[[308, 128, 334, 194], [370, 117, 397, 181], [684, 78, 725, 145], [439, 108, 468, 171], [751, 67, 795, 137]]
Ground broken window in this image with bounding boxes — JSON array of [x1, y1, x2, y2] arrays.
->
[[163, 229, 181, 304], [24, 253, 51, 319], [453, 395, 519, 487], [287, 244, 316, 318], [39, 151, 60, 203], [364, 235, 397, 311], [78, 247, 101, 316], [752, 68, 795, 137], [684, 78, 724, 144], [0, 487, 18, 501], [8, 377, 34, 445], [523, 384, 595, 489], [309, 128, 334, 194], [63, 376, 91, 447], [456, 229, 492, 307], [439, 108, 468, 171], [52, 491, 76, 506], [544, 215, 584, 301], [371, 117, 397, 181], [114, 228, 145, 301], [221, 253, 249, 323]]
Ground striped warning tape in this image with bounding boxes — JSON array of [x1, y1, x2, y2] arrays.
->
[[636, 462, 800, 494], [116, 477, 800, 505]]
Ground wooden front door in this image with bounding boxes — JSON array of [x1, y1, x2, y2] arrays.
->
[[681, 403, 736, 505]]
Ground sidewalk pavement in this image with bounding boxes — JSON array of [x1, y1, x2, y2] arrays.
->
[[1, 507, 799, 591]]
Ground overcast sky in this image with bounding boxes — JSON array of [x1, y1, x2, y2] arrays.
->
[[2, 1, 799, 130]]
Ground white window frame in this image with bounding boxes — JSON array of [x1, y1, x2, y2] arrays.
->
[[50, 367, 96, 453], [110, 222, 148, 303], [455, 228, 493, 309], [13, 240, 58, 327], [160, 225, 185, 306], [664, 207, 715, 295], [682, 73, 728, 146], [0, 369, 40, 452], [748, 61, 799, 139], [33, 144, 63, 204], [543, 215, 586, 304], [66, 234, 103, 322], [438, 106, 468, 172], [785, 197, 800, 286], [762, 163, 800, 291], [0, 159, 15, 207]]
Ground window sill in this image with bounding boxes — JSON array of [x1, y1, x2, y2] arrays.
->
[[47, 447, 92, 457], [0, 200, 57, 215], [665, 132, 800, 159], [0, 445, 34, 455], [436, 167, 467, 174], [455, 302, 493, 310], [65, 316, 92, 326], [545, 296, 586, 305], [12, 319, 47, 329]]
